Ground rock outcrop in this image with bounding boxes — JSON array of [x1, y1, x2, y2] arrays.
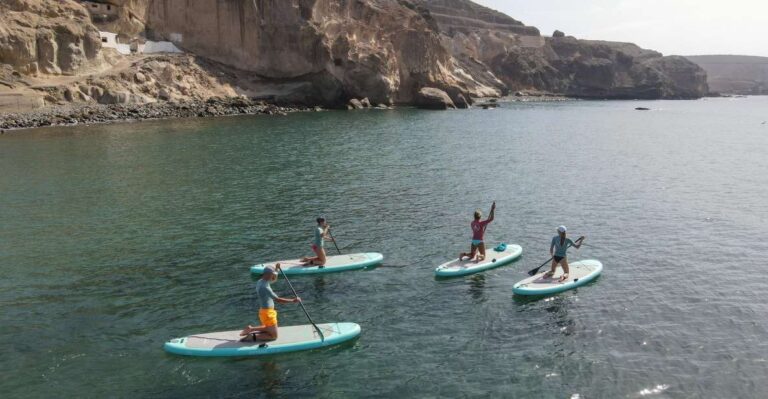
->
[[415, 87, 455, 109], [414, 0, 708, 99], [0, 0, 103, 75]]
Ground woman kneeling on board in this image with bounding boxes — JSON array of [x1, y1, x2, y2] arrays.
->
[[459, 201, 495, 263], [301, 217, 334, 267], [546, 226, 585, 282], [240, 264, 302, 341]]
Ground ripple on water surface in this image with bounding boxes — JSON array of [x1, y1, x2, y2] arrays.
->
[[1, 98, 768, 397]]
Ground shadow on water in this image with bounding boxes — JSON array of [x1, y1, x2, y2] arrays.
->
[[467, 274, 486, 302], [512, 294, 578, 337], [312, 276, 327, 300]]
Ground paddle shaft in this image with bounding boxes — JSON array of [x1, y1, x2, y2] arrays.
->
[[328, 228, 342, 255], [278, 268, 325, 341]]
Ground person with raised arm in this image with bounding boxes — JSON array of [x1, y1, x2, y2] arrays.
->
[[459, 201, 495, 263]]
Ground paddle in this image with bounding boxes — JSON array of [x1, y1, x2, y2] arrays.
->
[[526, 237, 584, 276], [527, 256, 556, 276], [328, 227, 342, 255], [278, 266, 325, 341]]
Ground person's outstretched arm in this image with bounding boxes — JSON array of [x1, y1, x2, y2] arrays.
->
[[276, 296, 301, 304], [487, 201, 496, 223]]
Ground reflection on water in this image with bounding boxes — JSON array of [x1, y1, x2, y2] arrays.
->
[[259, 361, 285, 396], [544, 296, 576, 337], [467, 274, 486, 302], [312, 276, 327, 300]]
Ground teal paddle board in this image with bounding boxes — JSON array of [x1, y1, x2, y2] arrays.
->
[[434, 244, 522, 277], [513, 259, 603, 296], [164, 322, 361, 357], [251, 253, 383, 276]]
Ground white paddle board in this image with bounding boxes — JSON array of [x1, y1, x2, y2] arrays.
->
[[434, 244, 523, 277], [513, 259, 603, 296], [251, 253, 383, 275], [164, 322, 361, 357]]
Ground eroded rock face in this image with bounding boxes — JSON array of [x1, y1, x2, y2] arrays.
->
[[416, 0, 708, 99], [0, 0, 102, 75], [142, 0, 499, 105], [87, 0, 151, 41], [0, 0, 709, 112], [540, 38, 709, 99]]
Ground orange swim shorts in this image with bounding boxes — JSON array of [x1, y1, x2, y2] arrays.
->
[[259, 308, 278, 327]]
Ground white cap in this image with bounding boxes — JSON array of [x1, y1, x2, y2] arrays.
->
[[263, 266, 276, 275], [557, 225, 567, 233]]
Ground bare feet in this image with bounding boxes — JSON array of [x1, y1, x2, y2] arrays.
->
[[240, 325, 256, 337], [558, 273, 569, 282]]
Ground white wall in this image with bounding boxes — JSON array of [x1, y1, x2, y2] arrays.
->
[[99, 31, 131, 55], [99, 31, 117, 46], [142, 41, 182, 54]]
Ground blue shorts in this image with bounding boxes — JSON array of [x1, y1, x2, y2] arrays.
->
[[471, 240, 484, 246]]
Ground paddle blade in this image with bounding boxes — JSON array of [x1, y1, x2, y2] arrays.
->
[[528, 256, 554, 276]]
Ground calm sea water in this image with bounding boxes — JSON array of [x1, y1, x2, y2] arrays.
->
[[2, 97, 768, 398]]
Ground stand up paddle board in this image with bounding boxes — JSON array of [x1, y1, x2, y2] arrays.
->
[[434, 244, 523, 277], [251, 253, 383, 275], [164, 322, 361, 357], [513, 259, 602, 296]]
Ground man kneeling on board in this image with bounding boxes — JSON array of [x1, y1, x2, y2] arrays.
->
[[240, 264, 302, 342]]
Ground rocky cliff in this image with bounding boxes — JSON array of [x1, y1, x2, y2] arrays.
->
[[686, 55, 768, 95], [140, 0, 498, 105], [129, 0, 708, 102], [0, 0, 103, 75], [414, 0, 708, 99], [0, 0, 708, 119]]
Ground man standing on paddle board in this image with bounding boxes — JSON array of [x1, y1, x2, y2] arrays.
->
[[545, 226, 585, 282], [301, 217, 334, 267], [459, 201, 495, 263], [240, 264, 302, 341]]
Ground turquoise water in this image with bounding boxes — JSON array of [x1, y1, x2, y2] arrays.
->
[[2, 97, 768, 398]]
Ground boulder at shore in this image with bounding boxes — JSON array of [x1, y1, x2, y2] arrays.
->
[[415, 88, 456, 110]]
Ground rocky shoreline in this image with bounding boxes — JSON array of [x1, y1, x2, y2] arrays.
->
[[0, 97, 314, 131], [0, 92, 577, 131]]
